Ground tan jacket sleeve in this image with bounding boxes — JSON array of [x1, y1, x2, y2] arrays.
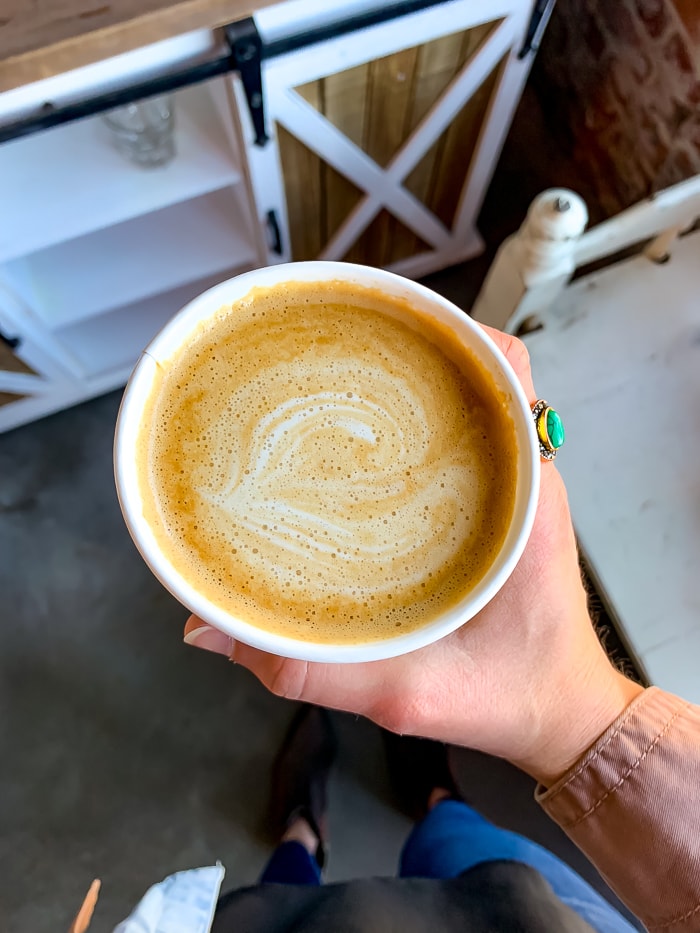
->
[[536, 687, 700, 932]]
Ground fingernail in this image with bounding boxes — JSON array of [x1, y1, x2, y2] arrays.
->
[[183, 624, 234, 657]]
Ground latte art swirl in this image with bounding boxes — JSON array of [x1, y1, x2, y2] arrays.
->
[[139, 282, 517, 643]]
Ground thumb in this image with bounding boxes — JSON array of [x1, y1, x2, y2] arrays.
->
[[183, 616, 234, 656], [183, 616, 400, 718], [183, 617, 302, 695]]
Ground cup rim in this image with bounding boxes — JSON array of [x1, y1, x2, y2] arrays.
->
[[114, 261, 539, 663]]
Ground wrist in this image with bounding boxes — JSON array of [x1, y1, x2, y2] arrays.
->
[[513, 654, 644, 787]]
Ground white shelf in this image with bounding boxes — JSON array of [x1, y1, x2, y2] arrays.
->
[[0, 80, 242, 262], [56, 265, 251, 379], [3, 187, 257, 329]]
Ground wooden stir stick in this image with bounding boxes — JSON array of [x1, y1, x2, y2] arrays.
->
[[68, 879, 101, 933]]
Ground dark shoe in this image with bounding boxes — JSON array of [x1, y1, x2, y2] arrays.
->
[[269, 705, 337, 867], [382, 730, 463, 821]]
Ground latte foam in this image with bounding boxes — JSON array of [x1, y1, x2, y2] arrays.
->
[[137, 281, 517, 643]]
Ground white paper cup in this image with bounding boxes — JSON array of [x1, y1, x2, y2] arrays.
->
[[115, 262, 539, 663]]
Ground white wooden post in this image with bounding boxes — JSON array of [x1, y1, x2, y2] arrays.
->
[[471, 187, 588, 333]]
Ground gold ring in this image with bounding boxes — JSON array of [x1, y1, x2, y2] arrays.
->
[[531, 400, 565, 461]]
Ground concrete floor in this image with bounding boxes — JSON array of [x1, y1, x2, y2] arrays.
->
[[0, 386, 416, 930]]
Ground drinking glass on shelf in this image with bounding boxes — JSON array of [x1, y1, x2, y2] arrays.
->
[[101, 95, 176, 168]]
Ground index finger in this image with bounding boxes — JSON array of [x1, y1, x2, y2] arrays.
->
[[477, 323, 537, 403]]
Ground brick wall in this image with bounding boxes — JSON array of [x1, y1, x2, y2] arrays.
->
[[534, 0, 700, 215]]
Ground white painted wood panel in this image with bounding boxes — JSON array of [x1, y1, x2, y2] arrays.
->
[[0, 82, 242, 262], [256, 0, 390, 43], [0, 280, 80, 383], [4, 187, 256, 330], [261, 0, 516, 88], [54, 265, 250, 378], [0, 281, 82, 433]]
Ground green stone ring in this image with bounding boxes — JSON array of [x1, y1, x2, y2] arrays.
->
[[531, 400, 565, 461]]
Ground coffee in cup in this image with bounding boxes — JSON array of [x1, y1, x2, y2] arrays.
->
[[136, 279, 517, 643], [115, 263, 538, 662]]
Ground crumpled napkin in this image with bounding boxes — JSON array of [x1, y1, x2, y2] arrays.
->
[[113, 864, 225, 933]]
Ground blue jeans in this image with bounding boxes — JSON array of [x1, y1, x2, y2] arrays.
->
[[260, 800, 635, 933]]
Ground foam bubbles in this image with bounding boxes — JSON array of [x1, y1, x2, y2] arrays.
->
[[138, 281, 517, 643]]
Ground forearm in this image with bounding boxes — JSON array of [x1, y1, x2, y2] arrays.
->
[[536, 687, 700, 932]]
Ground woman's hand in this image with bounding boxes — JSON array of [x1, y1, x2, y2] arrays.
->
[[184, 327, 642, 785]]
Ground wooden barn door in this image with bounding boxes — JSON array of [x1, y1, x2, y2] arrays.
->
[[237, 0, 540, 277]]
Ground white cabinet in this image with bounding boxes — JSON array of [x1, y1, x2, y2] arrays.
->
[[0, 81, 244, 261], [0, 75, 265, 432], [0, 0, 544, 432]]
